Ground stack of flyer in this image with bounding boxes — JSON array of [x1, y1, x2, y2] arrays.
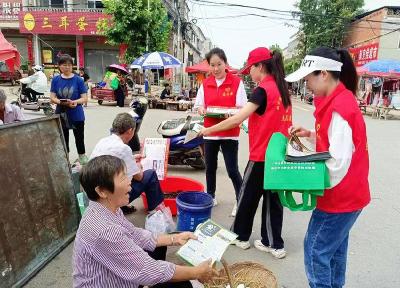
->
[[177, 219, 237, 266], [141, 138, 170, 180], [205, 106, 240, 118], [184, 123, 203, 144]]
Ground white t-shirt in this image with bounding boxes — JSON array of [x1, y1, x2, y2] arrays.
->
[[194, 78, 247, 140], [90, 134, 140, 179], [308, 112, 355, 188]]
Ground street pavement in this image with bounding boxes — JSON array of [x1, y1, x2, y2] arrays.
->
[[4, 87, 399, 288]]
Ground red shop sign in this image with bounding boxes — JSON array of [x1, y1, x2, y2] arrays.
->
[[18, 11, 111, 36], [348, 43, 379, 67], [0, 0, 22, 21]]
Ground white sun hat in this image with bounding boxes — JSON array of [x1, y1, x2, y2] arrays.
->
[[285, 55, 343, 82]]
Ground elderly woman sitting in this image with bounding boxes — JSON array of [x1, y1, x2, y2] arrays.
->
[[73, 155, 216, 287], [0, 89, 24, 125]]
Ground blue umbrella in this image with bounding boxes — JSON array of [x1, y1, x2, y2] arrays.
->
[[130, 51, 182, 69], [360, 60, 400, 74]]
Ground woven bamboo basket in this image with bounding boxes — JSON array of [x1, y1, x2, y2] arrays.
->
[[204, 260, 278, 288]]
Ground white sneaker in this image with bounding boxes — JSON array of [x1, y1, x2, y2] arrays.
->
[[212, 198, 218, 206], [230, 203, 237, 217], [231, 239, 251, 250], [254, 240, 286, 259]]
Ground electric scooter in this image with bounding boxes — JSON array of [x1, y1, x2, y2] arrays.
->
[[157, 115, 205, 170], [10, 83, 54, 116]]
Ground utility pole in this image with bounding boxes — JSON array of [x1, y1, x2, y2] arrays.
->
[[146, 0, 150, 52], [176, 0, 184, 86], [145, 0, 150, 95]]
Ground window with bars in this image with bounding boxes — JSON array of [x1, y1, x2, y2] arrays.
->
[[38, 0, 66, 8], [87, 0, 104, 8]]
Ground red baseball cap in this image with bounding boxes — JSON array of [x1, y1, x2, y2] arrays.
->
[[240, 47, 273, 75]]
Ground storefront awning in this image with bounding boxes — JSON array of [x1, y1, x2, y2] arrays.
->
[[0, 31, 20, 72], [185, 60, 238, 74]]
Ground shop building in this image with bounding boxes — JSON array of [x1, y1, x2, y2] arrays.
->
[[343, 6, 400, 66], [0, 0, 125, 82]]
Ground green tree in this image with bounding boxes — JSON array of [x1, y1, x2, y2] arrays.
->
[[284, 56, 302, 75], [296, 0, 364, 56], [269, 44, 282, 54], [101, 0, 172, 62]]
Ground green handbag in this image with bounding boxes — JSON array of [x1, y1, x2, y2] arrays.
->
[[110, 77, 120, 90], [264, 132, 331, 211]]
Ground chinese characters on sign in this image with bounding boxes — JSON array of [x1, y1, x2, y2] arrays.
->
[[348, 43, 379, 67], [42, 17, 52, 28], [19, 11, 111, 36], [0, 0, 21, 21], [59, 16, 69, 30], [270, 161, 317, 171], [76, 17, 88, 31]]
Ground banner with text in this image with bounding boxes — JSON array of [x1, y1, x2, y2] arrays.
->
[[19, 11, 111, 36], [349, 43, 379, 67]]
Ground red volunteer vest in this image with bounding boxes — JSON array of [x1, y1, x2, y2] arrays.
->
[[203, 72, 241, 137], [314, 82, 370, 213], [249, 75, 292, 161]]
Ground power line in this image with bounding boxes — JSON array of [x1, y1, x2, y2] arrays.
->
[[190, 0, 400, 48], [188, 11, 399, 34], [190, 12, 399, 32], [190, 0, 400, 26], [195, 2, 216, 47], [344, 26, 400, 48]]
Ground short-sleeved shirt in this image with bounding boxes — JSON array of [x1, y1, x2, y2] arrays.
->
[[0, 103, 24, 125], [90, 134, 140, 178], [248, 87, 267, 115], [51, 74, 87, 122]]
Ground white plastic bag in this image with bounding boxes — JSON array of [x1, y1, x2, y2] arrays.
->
[[145, 206, 176, 235]]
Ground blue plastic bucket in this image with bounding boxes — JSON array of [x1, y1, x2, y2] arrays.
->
[[176, 192, 213, 232]]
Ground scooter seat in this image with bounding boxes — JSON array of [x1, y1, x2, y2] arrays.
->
[[158, 118, 187, 137]]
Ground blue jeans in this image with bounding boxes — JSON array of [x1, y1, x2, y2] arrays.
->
[[304, 209, 362, 288], [129, 169, 164, 211]]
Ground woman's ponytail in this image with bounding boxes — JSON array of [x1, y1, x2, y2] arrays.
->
[[267, 50, 291, 108], [336, 49, 359, 95]]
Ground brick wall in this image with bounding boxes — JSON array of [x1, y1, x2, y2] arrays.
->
[[343, 8, 386, 48]]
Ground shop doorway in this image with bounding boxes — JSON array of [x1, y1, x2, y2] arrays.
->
[[84, 50, 119, 83]]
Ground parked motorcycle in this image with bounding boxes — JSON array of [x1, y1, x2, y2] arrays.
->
[[157, 115, 205, 170], [305, 92, 314, 105], [127, 96, 148, 152], [10, 83, 54, 116]]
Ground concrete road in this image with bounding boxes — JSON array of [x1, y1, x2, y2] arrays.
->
[[6, 90, 399, 288]]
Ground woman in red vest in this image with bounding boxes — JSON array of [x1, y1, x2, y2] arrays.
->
[[200, 47, 292, 259], [286, 47, 371, 287], [194, 48, 247, 213]]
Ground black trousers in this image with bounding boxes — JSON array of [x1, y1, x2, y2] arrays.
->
[[232, 161, 284, 249], [24, 87, 43, 102], [62, 121, 86, 155], [130, 169, 164, 211], [204, 139, 243, 201], [138, 247, 193, 288], [115, 87, 125, 107]]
